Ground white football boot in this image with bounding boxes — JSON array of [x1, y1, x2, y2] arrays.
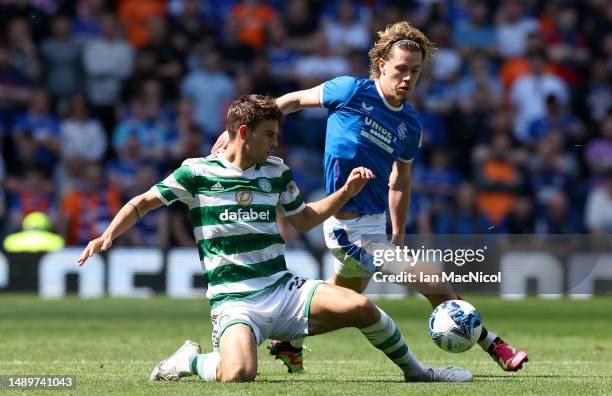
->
[[405, 366, 473, 382], [149, 340, 201, 381]]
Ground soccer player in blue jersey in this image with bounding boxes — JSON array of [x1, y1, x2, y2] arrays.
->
[[213, 22, 528, 373]]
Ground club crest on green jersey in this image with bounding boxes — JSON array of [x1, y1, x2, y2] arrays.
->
[[258, 178, 272, 192]]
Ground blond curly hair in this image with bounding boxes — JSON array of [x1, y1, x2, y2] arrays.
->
[[368, 21, 434, 79]]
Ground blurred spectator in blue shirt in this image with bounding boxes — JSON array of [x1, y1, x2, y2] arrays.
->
[[404, 162, 433, 235], [536, 190, 582, 234], [0, 44, 33, 131], [526, 94, 585, 147], [528, 133, 576, 218], [119, 165, 168, 248], [413, 65, 456, 148], [11, 89, 60, 169], [453, 0, 496, 57], [456, 53, 503, 112], [423, 147, 463, 212], [71, 0, 105, 43], [434, 182, 493, 234], [112, 97, 168, 162], [106, 134, 144, 199], [264, 20, 298, 84]]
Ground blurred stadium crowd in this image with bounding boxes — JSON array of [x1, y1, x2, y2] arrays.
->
[[0, 0, 611, 250]]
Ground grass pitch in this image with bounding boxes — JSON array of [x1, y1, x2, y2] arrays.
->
[[0, 294, 610, 395]]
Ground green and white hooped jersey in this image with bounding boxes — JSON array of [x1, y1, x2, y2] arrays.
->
[[151, 152, 306, 307]]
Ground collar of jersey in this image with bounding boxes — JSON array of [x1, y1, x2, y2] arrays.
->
[[218, 150, 259, 173], [375, 80, 403, 112]]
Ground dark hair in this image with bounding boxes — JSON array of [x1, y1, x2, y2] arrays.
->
[[226, 95, 283, 139]]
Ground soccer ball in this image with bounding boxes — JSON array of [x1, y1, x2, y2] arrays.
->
[[428, 300, 483, 353]]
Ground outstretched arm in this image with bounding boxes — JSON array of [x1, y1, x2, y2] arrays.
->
[[275, 85, 322, 114], [285, 167, 374, 232], [388, 160, 412, 244], [77, 190, 164, 266]]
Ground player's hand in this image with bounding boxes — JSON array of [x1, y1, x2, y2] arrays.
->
[[77, 235, 112, 266], [211, 130, 230, 154], [343, 167, 375, 197]]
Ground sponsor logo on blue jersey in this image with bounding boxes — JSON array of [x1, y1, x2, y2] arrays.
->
[[361, 116, 396, 153]]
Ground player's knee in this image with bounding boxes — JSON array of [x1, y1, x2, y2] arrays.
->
[[348, 293, 379, 326], [218, 359, 256, 382], [360, 297, 380, 320], [220, 365, 256, 382]]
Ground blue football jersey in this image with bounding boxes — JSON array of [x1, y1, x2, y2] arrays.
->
[[321, 76, 422, 214]]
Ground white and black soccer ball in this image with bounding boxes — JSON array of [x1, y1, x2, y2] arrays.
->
[[428, 300, 483, 353]]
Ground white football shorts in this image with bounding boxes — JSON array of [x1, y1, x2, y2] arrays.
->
[[210, 276, 323, 350]]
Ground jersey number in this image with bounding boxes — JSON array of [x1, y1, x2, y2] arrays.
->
[[288, 277, 307, 291]]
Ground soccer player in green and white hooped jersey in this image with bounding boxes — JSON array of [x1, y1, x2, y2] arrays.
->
[[158, 154, 303, 307], [78, 95, 471, 383]]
